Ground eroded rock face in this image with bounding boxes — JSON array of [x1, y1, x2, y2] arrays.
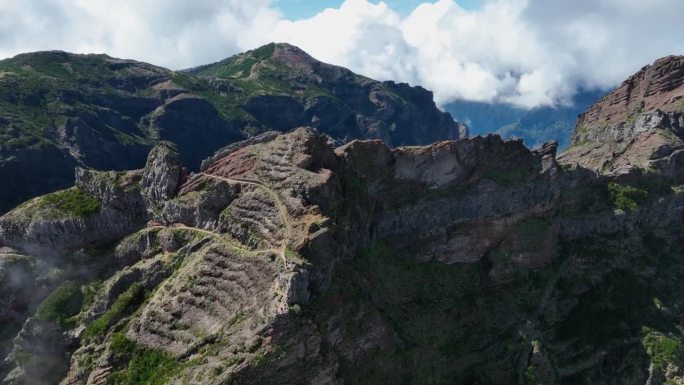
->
[[574, 56, 684, 132], [141, 144, 182, 210], [0, 140, 189, 260], [0, 45, 466, 214], [1, 126, 682, 385], [560, 55, 684, 180]]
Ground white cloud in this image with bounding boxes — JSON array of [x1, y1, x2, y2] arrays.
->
[[0, 0, 682, 108], [0, 0, 281, 69]]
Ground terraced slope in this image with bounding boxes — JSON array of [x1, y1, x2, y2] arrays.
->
[[1, 125, 682, 384]]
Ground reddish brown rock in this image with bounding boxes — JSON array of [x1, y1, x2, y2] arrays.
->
[[574, 55, 684, 138], [560, 56, 684, 179]]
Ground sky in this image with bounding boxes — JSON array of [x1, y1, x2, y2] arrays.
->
[[274, 0, 483, 19], [0, 0, 682, 108]]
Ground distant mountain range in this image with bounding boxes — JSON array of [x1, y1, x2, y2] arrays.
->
[[444, 90, 606, 149], [0, 43, 464, 213]]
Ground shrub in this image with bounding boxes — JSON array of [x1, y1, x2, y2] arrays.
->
[[642, 327, 681, 369], [83, 283, 145, 340], [108, 348, 178, 385], [35, 280, 83, 327], [608, 182, 648, 212], [288, 304, 302, 316], [40, 187, 102, 218]]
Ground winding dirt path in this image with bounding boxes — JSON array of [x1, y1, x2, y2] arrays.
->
[[198, 172, 292, 264], [145, 172, 292, 266]]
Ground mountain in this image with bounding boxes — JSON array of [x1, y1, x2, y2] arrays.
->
[[444, 90, 604, 149], [0, 44, 465, 213], [1, 53, 683, 385], [559, 55, 684, 178], [187, 43, 467, 145]]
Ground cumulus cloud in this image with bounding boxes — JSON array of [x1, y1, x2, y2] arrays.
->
[[0, 0, 682, 108], [0, 0, 281, 69]]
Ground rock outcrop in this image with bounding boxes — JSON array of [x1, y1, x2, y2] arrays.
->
[[141, 143, 182, 210], [190, 43, 467, 146], [1, 120, 681, 384], [560, 55, 684, 179], [0, 44, 465, 214]]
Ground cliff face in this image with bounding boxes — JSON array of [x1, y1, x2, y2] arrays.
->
[[560, 55, 684, 178], [190, 43, 467, 146], [0, 44, 465, 214], [0, 122, 682, 384]]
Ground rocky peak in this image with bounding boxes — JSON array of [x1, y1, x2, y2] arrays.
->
[[559, 55, 684, 179], [572, 55, 684, 143], [141, 143, 182, 210], [1, 125, 683, 384], [270, 42, 318, 67]]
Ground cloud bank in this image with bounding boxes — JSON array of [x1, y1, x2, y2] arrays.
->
[[0, 0, 682, 108]]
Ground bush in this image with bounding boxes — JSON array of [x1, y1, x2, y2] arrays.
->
[[642, 327, 681, 369], [83, 283, 145, 340], [35, 280, 83, 327], [107, 333, 180, 385], [608, 182, 648, 212], [288, 304, 302, 316], [40, 187, 102, 218]]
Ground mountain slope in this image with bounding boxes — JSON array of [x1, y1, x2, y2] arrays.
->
[[444, 90, 604, 149], [0, 119, 682, 384], [187, 42, 466, 145], [559, 55, 684, 178], [0, 44, 465, 213]]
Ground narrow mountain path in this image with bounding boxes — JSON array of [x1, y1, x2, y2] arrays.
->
[[145, 224, 280, 257], [198, 172, 292, 265], [144, 172, 292, 266], [0, 253, 30, 258]]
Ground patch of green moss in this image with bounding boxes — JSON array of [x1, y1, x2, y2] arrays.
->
[[608, 182, 648, 212], [80, 279, 104, 311], [641, 327, 681, 369], [39, 187, 102, 218], [284, 247, 305, 263], [83, 283, 145, 340], [107, 333, 182, 385], [523, 366, 537, 384], [253, 43, 276, 61], [35, 280, 83, 327]]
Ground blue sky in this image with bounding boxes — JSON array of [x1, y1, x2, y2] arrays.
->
[[275, 0, 482, 20]]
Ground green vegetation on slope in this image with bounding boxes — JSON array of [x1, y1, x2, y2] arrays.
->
[[300, 242, 534, 385], [83, 283, 145, 340], [39, 187, 102, 218], [641, 327, 682, 370], [607, 182, 648, 212], [35, 280, 83, 327], [107, 333, 183, 385]]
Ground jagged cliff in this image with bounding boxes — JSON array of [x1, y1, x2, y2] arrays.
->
[[560, 55, 684, 179], [1, 54, 684, 385], [0, 119, 682, 384], [0, 44, 465, 213]]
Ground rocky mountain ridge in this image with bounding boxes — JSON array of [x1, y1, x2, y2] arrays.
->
[[0, 43, 465, 213], [560, 55, 684, 178], [0, 119, 682, 384], [0, 53, 683, 385]]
